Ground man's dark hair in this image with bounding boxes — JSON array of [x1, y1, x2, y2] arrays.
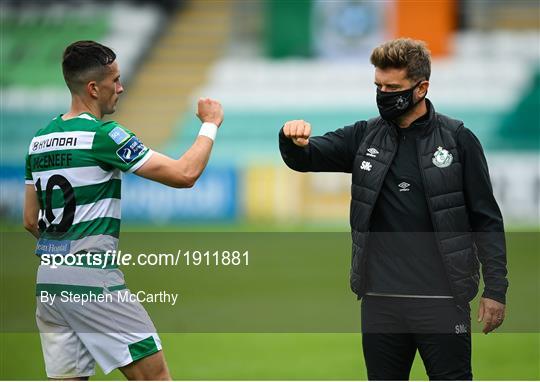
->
[[370, 38, 431, 82], [62, 40, 116, 93]]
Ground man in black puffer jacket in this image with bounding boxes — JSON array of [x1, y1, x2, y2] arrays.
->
[[278, 38, 507, 380]]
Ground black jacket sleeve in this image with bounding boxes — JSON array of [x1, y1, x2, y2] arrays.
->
[[458, 127, 508, 304], [278, 122, 365, 173]]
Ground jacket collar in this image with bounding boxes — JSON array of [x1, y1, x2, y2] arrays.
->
[[387, 98, 436, 138], [420, 98, 437, 136]]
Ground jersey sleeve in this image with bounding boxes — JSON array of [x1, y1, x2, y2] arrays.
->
[[25, 154, 34, 184], [93, 121, 153, 173]]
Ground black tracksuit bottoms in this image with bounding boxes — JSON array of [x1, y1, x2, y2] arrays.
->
[[361, 295, 472, 380]]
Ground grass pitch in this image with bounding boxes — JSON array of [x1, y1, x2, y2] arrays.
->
[[1, 222, 538, 379]]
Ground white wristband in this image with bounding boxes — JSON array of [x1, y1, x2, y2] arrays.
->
[[199, 122, 218, 141]]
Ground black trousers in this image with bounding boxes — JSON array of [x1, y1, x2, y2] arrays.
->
[[361, 295, 472, 380]]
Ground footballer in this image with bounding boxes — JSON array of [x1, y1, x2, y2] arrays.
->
[[23, 40, 223, 379]]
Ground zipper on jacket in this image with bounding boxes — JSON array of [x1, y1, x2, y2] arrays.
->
[[415, 136, 462, 308], [359, 137, 399, 297]]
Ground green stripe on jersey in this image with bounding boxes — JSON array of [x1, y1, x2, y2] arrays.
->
[[40, 217, 121, 241], [28, 113, 148, 252], [33, 114, 101, 137], [39, 179, 121, 209]]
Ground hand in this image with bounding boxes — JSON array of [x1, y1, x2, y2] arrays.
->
[[197, 97, 224, 127], [283, 120, 311, 147], [477, 297, 506, 334]]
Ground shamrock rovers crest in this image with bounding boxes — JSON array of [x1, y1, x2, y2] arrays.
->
[[432, 146, 453, 168]]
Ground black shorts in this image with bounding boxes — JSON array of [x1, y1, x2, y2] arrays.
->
[[361, 295, 472, 380]]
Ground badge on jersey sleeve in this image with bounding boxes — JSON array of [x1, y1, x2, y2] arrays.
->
[[116, 136, 147, 163], [432, 146, 453, 168], [108, 126, 130, 144]]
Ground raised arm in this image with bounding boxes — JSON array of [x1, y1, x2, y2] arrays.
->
[[135, 98, 223, 188], [278, 120, 364, 173]]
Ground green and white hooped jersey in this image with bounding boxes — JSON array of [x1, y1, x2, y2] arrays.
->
[[25, 112, 152, 266]]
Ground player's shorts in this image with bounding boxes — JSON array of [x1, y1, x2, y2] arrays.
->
[[36, 285, 162, 378]]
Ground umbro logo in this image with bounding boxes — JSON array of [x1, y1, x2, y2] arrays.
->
[[398, 182, 410, 192], [366, 147, 379, 158], [360, 161, 372, 171]]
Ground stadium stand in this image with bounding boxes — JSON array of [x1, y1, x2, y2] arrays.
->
[[1, 2, 163, 162], [1, 0, 538, 224], [168, 31, 539, 165], [114, 0, 232, 148], [0, 4, 109, 87]]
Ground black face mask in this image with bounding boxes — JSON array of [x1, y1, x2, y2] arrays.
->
[[376, 81, 423, 121]]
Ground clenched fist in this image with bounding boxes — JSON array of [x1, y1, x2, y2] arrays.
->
[[197, 97, 224, 127], [283, 120, 311, 147]]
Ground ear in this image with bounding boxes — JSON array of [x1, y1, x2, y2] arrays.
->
[[86, 81, 99, 99], [418, 80, 429, 98]]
